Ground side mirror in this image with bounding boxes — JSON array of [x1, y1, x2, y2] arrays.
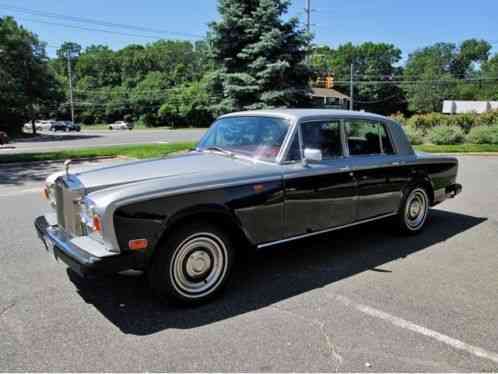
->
[[303, 148, 322, 164]]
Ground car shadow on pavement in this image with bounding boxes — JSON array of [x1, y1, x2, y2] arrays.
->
[[68, 208, 486, 335]]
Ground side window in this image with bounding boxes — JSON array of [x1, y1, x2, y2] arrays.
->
[[379, 124, 394, 154], [286, 133, 302, 161], [301, 120, 343, 159], [345, 120, 394, 156]]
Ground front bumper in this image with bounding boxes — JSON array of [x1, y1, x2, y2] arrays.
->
[[34, 215, 142, 277]]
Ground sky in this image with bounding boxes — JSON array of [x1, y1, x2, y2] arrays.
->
[[1, 0, 497, 61]]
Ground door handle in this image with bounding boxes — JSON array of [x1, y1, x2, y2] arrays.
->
[[391, 161, 400, 166], [339, 166, 351, 171]]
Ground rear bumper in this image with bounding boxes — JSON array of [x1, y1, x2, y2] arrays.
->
[[34, 215, 142, 277], [433, 183, 462, 205], [446, 183, 462, 198]]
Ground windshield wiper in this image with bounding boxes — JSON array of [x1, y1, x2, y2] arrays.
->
[[203, 146, 234, 157]]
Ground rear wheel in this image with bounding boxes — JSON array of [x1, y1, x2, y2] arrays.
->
[[148, 223, 234, 304], [397, 186, 429, 234]]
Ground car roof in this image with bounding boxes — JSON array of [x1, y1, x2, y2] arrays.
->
[[219, 109, 389, 123]]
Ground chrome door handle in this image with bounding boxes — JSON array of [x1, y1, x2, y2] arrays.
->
[[339, 166, 351, 171], [391, 161, 400, 166]]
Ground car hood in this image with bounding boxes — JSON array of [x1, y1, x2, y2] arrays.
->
[[70, 152, 279, 192]]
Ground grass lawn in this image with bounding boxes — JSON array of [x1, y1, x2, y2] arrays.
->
[[0, 142, 196, 164], [2, 142, 498, 164], [414, 144, 498, 153]]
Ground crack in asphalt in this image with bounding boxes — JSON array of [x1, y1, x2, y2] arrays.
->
[[0, 302, 16, 319], [271, 305, 344, 372]]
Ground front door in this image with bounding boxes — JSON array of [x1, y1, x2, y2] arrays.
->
[[283, 119, 357, 237]]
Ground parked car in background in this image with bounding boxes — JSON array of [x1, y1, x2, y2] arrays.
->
[[0, 131, 9, 145], [35, 109, 462, 305], [109, 121, 133, 130], [50, 121, 81, 132], [35, 120, 57, 131]]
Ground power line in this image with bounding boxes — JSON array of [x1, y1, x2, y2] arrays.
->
[[4, 16, 191, 41], [0, 3, 203, 39]]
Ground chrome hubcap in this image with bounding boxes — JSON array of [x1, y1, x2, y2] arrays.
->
[[405, 188, 428, 230], [185, 250, 212, 279], [170, 233, 228, 298]]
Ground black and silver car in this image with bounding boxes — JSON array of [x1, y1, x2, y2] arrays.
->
[[35, 109, 462, 304]]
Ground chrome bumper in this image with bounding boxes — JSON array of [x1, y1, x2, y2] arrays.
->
[[34, 215, 141, 277]]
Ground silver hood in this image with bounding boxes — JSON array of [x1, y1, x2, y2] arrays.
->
[[72, 152, 280, 192]]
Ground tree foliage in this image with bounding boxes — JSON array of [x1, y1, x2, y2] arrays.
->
[[208, 0, 312, 113], [404, 39, 493, 113], [311, 42, 405, 114], [0, 16, 62, 134]]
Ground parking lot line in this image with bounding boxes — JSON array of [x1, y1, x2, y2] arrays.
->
[[333, 294, 498, 365]]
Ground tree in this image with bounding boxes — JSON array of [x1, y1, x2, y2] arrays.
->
[[159, 78, 213, 128], [208, 0, 312, 113], [404, 40, 492, 113], [0, 16, 62, 135], [311, 42, 405, 114]]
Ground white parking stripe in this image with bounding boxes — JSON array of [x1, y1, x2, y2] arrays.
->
[[333, 294, 498, 365], [0, 187, 41, 198]]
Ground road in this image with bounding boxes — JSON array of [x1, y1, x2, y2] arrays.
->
[[1, 156, 497, 371], [0, 129, 206, 154]]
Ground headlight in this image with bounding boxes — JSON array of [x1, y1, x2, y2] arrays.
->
[[79, 198, 103, 236]]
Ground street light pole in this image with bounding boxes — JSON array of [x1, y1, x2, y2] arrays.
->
[[67, 51, 75, 124]]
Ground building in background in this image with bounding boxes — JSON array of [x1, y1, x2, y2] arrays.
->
[[311, 75, 351, 109], [443, 100, 498, 114], [311, 87, 351, 109]]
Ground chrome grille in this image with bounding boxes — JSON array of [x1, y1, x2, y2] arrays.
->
[[54, 178, 83, 236]]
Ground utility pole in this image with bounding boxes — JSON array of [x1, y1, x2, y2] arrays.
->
[[349, 62, 354, 111], [67, 51, 75, 124], [305, 0, 311, 34], [304, 0, 312, 64]]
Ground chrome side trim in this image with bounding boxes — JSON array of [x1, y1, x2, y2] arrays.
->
[[257, 212, 397, 249]]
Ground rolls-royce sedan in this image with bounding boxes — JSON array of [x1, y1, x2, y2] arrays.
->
[[35, 109, 462, 304]]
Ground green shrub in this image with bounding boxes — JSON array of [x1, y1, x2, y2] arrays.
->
[[428, 126, 465, 145], [403, 125, 425, 145], [390, 112, 407, 126], [445, 113, 478, 133], [407, 113, 448, 134], [478, 110, 498, 126], [466, 126, 498, 144]]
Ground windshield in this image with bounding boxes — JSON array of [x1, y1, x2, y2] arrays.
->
[[197, 116, 290, 162]]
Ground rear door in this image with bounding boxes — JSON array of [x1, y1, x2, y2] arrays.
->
[[344, 118, 402, 221], [283, 119, 357, 237]]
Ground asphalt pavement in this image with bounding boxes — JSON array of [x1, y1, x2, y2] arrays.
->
[[0, 128, 206, 154], [0, 156, 497, 371]]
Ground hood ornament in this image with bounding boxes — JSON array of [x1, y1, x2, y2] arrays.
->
[[64, 159, 73, 176]]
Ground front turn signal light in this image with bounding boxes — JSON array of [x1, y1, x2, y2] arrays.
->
[[92, 215, 102, 233], [42, 187, 49, 200], [128, 239, 148, 251]]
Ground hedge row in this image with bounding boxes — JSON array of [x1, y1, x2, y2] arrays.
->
[[391, 111, 498, 145]]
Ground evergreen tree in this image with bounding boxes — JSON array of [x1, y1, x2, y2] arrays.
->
[[208, 0, 312, 113]]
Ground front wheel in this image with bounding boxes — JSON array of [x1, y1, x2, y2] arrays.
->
[[397, 186, 429, 234], [148, 223, 234, 304]]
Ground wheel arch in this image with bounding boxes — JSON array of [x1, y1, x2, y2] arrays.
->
[[405, 173, 435, 206], [147, 204, 253, 263]]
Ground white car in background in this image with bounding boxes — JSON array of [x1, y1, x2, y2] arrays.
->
[[109, 121, 133, 130], [24, 120, 56, 132]]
